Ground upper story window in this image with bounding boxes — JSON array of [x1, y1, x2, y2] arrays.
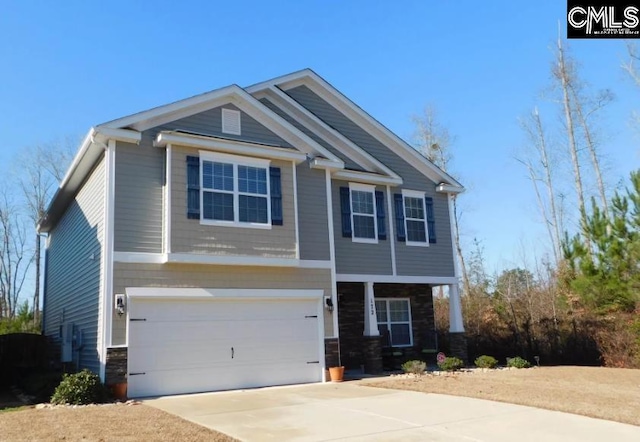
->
[[187, 151, 283, 229], [339, 183, 387, 244], [393, 190, 436, 246], [221, 108, 241, 135]]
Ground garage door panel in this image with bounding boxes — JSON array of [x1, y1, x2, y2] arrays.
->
[[128, 296, 323, 398]]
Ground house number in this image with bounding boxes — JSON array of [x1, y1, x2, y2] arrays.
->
[[370, 298, 375, 315]]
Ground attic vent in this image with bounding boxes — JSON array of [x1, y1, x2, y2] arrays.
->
[[222, 108, 241, 135]]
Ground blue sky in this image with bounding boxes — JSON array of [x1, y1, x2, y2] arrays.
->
[[1, 1, 637, 275]]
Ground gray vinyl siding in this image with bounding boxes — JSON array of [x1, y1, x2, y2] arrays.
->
[[164, 103, 292, 148], [43, 157, 105, 375], [111, 264, 334, 345], [297, 164, 330, 260], [113, 139, 164, 253], [332, 180, 392, 275], [286, 85, 454, 277], [171, 145, 297, 258], [258, 97, 362, 170]]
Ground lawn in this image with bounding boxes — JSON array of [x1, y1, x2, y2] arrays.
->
[[0, 403, 237, 441], [363, 366, 640, 426]]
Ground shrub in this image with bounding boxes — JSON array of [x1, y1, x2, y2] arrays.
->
[[506, 356, 531, 369], [50, 369, 109, 405], [438, 356, 464, 371], [474, 355, 498, 369], [401, 360, 426, 375]]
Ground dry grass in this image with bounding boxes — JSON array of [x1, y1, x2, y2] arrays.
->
[[0, 403, 237, 441], [364, 366, 640, 426]]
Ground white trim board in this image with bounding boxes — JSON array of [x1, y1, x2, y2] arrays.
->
[[126, 287, 324, 300], [112, 251, 332, 269], [336, 274, 457, 285]]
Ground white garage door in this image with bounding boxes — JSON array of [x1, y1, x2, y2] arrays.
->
[[127, 292, 323, 398]]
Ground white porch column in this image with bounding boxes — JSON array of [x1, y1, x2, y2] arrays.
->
[[448, 283, 465, 333], [363, 282, 380, 336]]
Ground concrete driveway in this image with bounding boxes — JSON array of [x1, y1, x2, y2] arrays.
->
[[145, 382, 640, 442]]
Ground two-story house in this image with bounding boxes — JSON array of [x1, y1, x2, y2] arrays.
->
[[39, 69, 465, 398]]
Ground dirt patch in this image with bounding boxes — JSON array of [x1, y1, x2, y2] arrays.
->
[[0, 403, 237, 441], [362, 366, 640, 426]]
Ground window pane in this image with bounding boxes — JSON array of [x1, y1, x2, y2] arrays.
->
[[352, 190, 374, 215], [406, 220, 426, 242], [238, 166, 267, 195], [390, 324, 411, 346], [389, 300, 409, 322], [204, 162, 233, 191], [203, 192, 234, 221], [375, 300, 387, 323], [353, 215, 375, 239], [239, 195, 268, 223], [404, 197, 424, 220]]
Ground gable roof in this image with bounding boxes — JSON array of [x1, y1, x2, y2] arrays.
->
[[247, 69, 464, 192]]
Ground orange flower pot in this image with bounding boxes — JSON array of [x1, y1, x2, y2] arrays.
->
[[329, 366, 345, 382], [110, 382, 128, 400]]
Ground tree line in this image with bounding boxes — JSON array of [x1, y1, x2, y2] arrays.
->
[[415, 40, 640, 368]]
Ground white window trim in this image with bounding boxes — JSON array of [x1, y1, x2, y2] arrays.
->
[[199, 151, 272, 229], [348, 182, 378, 244], [376, 298, 413, 347], [402, 189, 429, 247], [221, 108, 241, 135]]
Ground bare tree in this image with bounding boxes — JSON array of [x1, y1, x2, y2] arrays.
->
[[622, 42, 640, 87], [16, 141, 73, 323], [0, 191, 32, 319], [518, 108, 564, 263], [412, 106, 470, 292]]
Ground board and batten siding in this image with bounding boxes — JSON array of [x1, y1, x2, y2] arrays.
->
[[332, 180, 392, 275], [171, 145, 297, 258], [296, 164, 330, 261], [113, 139, 164, 253], [43, 157, 106, 374], [111, 264, 334, 345], [285, 85, 454, 277]]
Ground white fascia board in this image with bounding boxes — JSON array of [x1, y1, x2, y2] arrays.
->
[[167, 253, 300, 267], [252, 87, 401, 181], [309, 157, 344, 171], [93, 127, 142, 145], [126, 287, 324, 300], [155, 132, 308, 163], [336, 274, 458, 285], [268, 72, 464, 191], [436, 183, 465, 195], [334, 170, 402, 186]]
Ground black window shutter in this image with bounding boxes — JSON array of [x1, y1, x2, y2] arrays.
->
[[425, 196, 436, 243], [394, 194, 405, 242], [270, 167, 283, 225], [186, 156, 200, 219], [375, 191, 386, 240], [340, 187, 352, 237]]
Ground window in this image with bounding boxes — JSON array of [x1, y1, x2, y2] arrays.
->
[[403, 190, 428, 246], [375, 299, 413, 347], [200, 152, 271, 227], [349, 183, 377, 243]]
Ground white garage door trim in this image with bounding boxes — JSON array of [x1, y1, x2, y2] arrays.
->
[[125, 288, 326, 398]]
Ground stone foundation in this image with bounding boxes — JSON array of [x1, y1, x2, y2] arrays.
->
[[324, 338, 340, 367], [448, 332, 468, 364], [363, 336, 383, 373], [105, 347, 127, 385]]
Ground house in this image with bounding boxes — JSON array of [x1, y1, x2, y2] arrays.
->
[[38, 69, 465, 398]]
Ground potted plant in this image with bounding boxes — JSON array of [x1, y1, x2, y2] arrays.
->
[[328, 365, 344, 382]]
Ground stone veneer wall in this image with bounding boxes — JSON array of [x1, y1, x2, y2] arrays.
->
[[324, 338, 340, 367], [336, 282, 436, 372], [105, 347, 127, 385], [449, 332, 468, 364]]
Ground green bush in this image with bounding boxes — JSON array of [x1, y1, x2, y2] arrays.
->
[[50, 369, 109, 405], [438, 356, 464, 372], [474, 355, 498, 369], [401, 360, 426, 375], [506, 356, 531, 369]]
